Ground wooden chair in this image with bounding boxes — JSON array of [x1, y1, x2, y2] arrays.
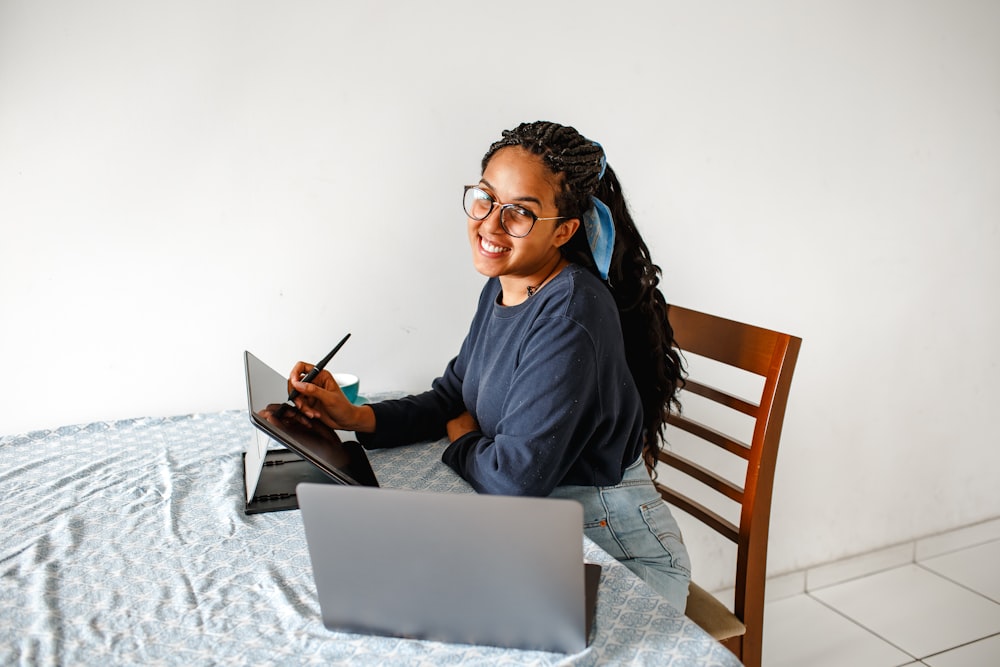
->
[[655, 305, 802, 667]]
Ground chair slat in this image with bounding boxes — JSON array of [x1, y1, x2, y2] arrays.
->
[[668, 305, 782, 376], [661, 305, 802, 667], [656, 486, 739, 543], [666, 413, 751, 460], [683, 379, 759, 418], [659, 451, 744, 503]]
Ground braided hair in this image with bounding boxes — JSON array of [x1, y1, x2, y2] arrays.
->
[[482, 121, 685, 473]]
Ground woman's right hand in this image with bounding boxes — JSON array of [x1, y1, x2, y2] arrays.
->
[[287, 362, 376, 433]]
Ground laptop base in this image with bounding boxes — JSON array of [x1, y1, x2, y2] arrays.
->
[[242, 449, 339, 514]]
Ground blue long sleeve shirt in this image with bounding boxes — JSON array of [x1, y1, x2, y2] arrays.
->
[[359, 264, 645, 496]]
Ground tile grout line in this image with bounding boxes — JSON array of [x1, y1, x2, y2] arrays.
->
[[917, 534, 1000, 562], [916, 630, 1000, 662], [913, 561, 1000, 608], [802, 589, 919, 662], [769, 523, 1000, 597], [803, 541, 915, 595], [788, 559, 1000, 664]]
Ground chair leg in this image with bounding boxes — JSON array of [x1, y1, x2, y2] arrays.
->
[[720, 635, 748, 666]]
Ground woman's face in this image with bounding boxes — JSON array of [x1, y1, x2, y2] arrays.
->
[[467, 147, 578, 286]]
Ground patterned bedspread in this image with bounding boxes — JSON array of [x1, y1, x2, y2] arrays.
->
[[0, 407, 741, 666]]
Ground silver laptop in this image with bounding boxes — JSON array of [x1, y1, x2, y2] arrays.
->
[[297, 483, 600, 653]]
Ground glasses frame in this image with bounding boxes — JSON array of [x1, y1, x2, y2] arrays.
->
[[463, 185, 570, 238]]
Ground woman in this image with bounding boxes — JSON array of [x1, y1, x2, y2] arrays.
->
[[288, 121, 691, 609]]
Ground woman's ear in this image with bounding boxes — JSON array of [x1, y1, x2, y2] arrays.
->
[[553, 218, 581, 248]]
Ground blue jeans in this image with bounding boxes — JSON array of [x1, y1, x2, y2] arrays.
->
[[550, 457, 691, 611]]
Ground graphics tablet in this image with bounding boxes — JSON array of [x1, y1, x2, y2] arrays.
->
[[242, 351, 378, 513]]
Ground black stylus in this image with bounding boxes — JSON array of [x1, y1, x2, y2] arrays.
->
[[287, 333, 351, 402]]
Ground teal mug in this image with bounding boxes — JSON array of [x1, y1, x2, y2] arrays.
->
[[333, 373, 360, 404]]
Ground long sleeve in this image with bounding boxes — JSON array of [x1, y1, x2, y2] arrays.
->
[[357, 355, 467, 449]]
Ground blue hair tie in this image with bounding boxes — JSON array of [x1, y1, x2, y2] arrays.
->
[[583, 142, 613, 280], [582, 197, 614, 281]]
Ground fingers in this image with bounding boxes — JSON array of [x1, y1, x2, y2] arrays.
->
[[295, 372, 342, 399], [290, 379, 323, 416], [290, 376, 319, 394], [288, 361, 312, 395], [288, 362, 340, 400], [289, 373, 347, 420], [285, 360, 357, 431], [290, 361, 313, 378]]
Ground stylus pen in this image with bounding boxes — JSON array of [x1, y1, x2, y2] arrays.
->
[[287, 333, 351, 402]]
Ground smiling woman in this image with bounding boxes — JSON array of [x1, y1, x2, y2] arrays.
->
[[464, 147, 579, 304], [284, 120, 692, 611]]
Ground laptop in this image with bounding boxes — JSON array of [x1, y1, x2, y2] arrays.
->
[[242, 350, 378, 514], [297, 483, 601, 654]]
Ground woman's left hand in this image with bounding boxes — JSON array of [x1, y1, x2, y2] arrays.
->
[[446, 411, 479, 443]]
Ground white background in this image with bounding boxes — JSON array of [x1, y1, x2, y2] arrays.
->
[[2, 1, 998, 583]]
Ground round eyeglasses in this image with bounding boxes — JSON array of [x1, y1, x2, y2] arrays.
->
[[463, 185, 570, 238]]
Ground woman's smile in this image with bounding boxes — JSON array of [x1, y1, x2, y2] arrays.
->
[[478, 235, 511, 256]]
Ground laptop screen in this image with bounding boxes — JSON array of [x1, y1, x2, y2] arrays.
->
[[298, 483, 595, 653]]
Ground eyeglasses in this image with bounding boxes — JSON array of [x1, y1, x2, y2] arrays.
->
[[463, 185, 570, 238]]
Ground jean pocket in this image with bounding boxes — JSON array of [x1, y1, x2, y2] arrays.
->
[[639, 500, 692, 576]]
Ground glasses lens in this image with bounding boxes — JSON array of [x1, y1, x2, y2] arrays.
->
[[464, 187, 493, 220], [500, 206, 536, 238]]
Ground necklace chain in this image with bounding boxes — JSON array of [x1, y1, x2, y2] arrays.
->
[[526, 260, 563, 297]]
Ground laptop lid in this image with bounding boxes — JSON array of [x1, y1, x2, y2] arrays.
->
[[297, 483, 598, 654], [243, 351, 378, 493]]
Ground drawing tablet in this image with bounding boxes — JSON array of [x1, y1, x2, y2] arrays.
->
[[243, 351, 378, 512]]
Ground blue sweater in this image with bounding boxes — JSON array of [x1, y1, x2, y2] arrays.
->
[[360, 264, 645, 496]]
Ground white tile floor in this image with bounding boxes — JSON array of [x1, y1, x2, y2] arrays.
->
[[762, 536, 1000, 666]]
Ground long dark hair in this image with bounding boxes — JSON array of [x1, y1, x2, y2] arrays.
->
[[482, 121, 685, 472]]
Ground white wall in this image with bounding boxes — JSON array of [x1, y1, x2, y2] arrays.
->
[[2, 1, 998, 582]]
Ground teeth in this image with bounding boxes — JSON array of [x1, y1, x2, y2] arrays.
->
[[480, 237, 510, 254]]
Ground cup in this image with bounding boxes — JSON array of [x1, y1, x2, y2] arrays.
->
[[333, 373, 360, 404]]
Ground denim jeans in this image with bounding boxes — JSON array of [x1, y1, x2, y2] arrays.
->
[[550, 457, 691, 611]]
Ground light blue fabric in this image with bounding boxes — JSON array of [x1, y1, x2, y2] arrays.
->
[[0, 409, 742, 666], [583, 141, 614, 280], [582, 197, 615, 280]]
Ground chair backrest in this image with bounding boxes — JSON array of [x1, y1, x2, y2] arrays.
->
[[655, 305, 801, 667]]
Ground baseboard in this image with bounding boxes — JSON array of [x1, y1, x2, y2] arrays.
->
[[714, 516, 1000, 603]]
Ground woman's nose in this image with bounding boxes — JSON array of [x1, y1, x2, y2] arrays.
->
[[479, 205, 505, 235]]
